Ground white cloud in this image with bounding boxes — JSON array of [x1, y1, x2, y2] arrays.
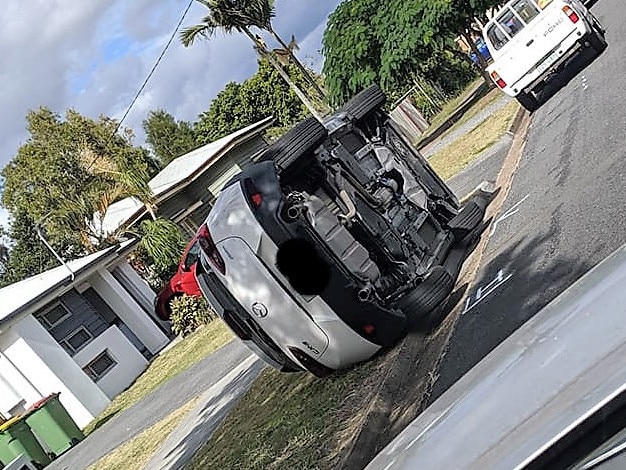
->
[[0, 0, 342, 221]]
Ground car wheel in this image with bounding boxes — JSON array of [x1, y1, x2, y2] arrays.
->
[[339, 84, 387, 121], [516, 90, 540, 113], [396, 266, 454, 321], [261, 116, 328, 171]]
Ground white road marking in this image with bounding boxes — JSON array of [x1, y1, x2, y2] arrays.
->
[[489, 193, 530, 236], [463, 269, 513, 314]]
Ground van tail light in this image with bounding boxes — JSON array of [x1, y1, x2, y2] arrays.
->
[[490, 71, 507, 89], [288, 347, 334, 378], [196, 223, 226, 275], [562, 5, 580, 23], [243, 178, 263, 208]]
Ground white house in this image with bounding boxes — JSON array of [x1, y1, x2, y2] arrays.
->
[[0, 240, 170, 429]]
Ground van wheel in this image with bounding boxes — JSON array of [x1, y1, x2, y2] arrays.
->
[[516, 91, 540, 113], [261, 117, 328, 171], [339, 84, 387, 121], [587, 28, 607, 54]]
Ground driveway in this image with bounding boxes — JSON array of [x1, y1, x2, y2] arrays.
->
[[47, 339, 255, 470]]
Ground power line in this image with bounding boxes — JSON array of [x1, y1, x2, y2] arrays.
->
[[113, 0, 194, 136], [87, 0, 194, 171]]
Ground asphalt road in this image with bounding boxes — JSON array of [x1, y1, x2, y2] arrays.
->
[[431, 0, 626, 402], [47, 339, 252, 470]]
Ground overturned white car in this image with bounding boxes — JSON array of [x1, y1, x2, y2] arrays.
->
[[195, 85, 496, 376]]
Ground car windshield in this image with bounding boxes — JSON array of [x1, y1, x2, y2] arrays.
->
[[529, 395, 626, 470], [570, 428, 626, 470]]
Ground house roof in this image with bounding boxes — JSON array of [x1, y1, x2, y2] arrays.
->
[[96, 117, 273, 236], [0, 239, 138, 327]]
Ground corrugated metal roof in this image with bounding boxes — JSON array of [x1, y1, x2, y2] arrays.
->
[[96, 117, 273, 236], [0, 239, 137, 326]]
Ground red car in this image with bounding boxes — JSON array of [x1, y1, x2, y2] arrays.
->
[[155, 235, 203, 320]]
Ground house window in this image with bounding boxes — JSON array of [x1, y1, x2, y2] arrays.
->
[[82, 350, 117, 382], [60, 327, 93, 355], [40, 304, 72, 329]]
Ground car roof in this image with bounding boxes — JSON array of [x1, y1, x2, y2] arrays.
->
[[366, 243, 626, 470]]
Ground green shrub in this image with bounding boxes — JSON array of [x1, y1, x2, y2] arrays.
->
[[170, 294, 216, 337]]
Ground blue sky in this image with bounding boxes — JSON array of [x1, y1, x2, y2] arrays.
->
[[0, 0, 343, 229]]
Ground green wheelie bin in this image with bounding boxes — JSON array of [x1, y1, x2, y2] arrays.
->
[[24, 393, 84, 458], [0, 416, 52, 468]]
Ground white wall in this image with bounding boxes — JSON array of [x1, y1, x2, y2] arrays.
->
[[73, 326, 148, 399], [0, 355, 36, 417], [111, 261, 171, 333], [1, 316, 110, 428], [91, 269, 169, 354]]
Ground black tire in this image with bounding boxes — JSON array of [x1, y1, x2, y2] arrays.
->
[[516, 90, 540, 113], [339, 84, 387, 121], [261, 117, 328, 171], [396, 266, 454, 320], [587, 27, 607, 54]]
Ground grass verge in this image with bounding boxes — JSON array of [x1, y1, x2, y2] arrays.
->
[[429, 100, 520, 181], [421, 78, 484, 136], [87, 395, 201, 470], [187, 354, 389, 470], [83, 319, 233, 435]]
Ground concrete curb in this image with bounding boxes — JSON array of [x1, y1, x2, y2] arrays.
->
[[458, 105, 527, 204]]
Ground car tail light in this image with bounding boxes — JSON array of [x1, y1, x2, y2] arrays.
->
[[362, 323, 376, 336], [490, 71, 507, 89], [288, 347, 334, 378], [562, 5, 579, 23], [243, 178, 263, 208], [196, 224, 226, 275]]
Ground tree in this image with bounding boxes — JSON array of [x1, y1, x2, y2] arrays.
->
[[437, 0, 502, 84], [322, 0, 486, 106], [143, 109, 197, 167], [180, 0, 323, 119], [137, 218, 188, 290], [0, 211, 57, 287], [1, 108, 156, 255], [194, 57, 308, 144]]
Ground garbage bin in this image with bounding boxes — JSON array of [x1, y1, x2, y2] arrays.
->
[[24, 393, 84, 458], [0, 416, 51, 468]]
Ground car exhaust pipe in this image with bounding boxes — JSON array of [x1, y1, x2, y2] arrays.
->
[[286, 204, 304, 220], [358, 284, 374, 302]]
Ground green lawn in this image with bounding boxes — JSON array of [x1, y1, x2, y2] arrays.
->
[[83, 319, 233, 435]]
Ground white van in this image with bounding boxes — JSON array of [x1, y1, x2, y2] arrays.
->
[[483, 0, 606, 111]]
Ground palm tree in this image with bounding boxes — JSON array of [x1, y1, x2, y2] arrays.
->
[[181, 0, 324, 119], [248, 0, 326, 100]]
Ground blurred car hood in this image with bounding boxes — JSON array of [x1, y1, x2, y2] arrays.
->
[[367, 243, 626, 470]]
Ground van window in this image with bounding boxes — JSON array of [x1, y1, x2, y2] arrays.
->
[[512, 0, 540, 23], [497, 9, 524, 37], [487, 23, 509, 50]]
